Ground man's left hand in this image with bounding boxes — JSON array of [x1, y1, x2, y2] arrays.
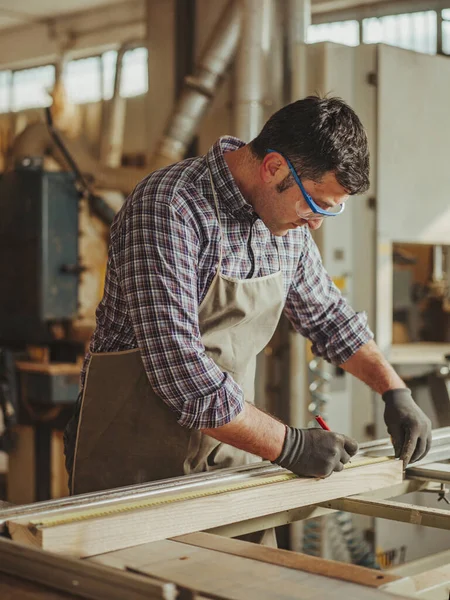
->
[[382, 388, 432, 467]]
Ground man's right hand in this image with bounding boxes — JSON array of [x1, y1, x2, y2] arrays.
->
[[273, 427, 359, 478]]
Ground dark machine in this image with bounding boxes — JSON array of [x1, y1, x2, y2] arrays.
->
[[0, 166, 82, 501], [0, 110, 115, 502]]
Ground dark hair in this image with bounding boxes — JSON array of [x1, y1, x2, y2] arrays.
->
[[250, 96, 369, 195]]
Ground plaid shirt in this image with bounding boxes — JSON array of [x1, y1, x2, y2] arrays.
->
[[83, 136, 373, 429]]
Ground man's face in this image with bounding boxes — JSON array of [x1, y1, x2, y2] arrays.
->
[[256, 154, 349, 236]]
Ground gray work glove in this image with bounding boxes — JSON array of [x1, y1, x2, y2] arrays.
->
[[273, 427, 359, 478], [382, 388, 432, 466]]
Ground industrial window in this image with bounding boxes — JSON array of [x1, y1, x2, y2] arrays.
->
[[10, 65, 55, 112], [443, 9, 450, 54], [64, 56, 102, 104], [0, 46, 148, 113], [118, 47, 148, 98], [0, 71, 11, 113], [66, 47, 148, 103], [101, 47, 149, 100], [102, 50, 118, 100], [363, 11, 437, 55], [307, 20, 360, 46]]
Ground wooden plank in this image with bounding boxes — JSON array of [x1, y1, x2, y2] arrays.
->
[[382, 562, 450, 597], [8, 458, 403, 557], [0, 572, 80, 600], [93, 539, 409, 600], [319, 497, 450, 530], [172, 532, 401, 588], [398, 563, 450, 594], [51, 431, 69, 499], [0, 450, 8, 475], [206, 505, 335, 538], [7, 425, 35, 504], [0, 536, 176, 600], [389, 548, 450, 577], [15, 361, 81, 375]]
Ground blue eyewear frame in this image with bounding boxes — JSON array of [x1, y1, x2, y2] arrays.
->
[[266, 149, 345, 218]]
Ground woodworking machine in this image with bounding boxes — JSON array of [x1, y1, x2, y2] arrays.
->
[[0, 429, 449, 599], [0, 113, 117, 502]]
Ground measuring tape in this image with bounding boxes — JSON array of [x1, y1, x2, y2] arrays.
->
[[32, 456, 392, 529]]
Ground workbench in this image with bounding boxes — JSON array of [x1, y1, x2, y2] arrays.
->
[[1, 429, 449, 600]]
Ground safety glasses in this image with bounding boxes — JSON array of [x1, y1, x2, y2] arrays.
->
[[267, 149, 345, 220]]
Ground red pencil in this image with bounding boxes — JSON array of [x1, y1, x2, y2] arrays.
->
[[315, 415, 331, 431]]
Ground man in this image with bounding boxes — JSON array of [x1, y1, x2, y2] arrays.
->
[[65, 96, 431, 503]]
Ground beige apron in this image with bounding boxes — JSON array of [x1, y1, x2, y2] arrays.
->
[[71, 171, 285, 541]]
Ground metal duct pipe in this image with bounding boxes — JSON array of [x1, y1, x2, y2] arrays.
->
[[235, 0, 273, 419], [288, 0, 312, 428], [433, 245, 444, 282], [288, 0, 311, 101], [234, 0, 271, 140], [101, 43, 132, 168], [288, 0, 312, 443], [149, 0, 242, 171]]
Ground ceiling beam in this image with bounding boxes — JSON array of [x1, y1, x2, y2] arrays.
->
[[312, 0, 449, 22]]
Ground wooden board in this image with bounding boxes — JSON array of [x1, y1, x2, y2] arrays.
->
[[0, 573, 80, 600], [172, 532, 401, 588], [7, 425, 35, 505], [0, 536, 176, 600], [51, 431, 69, 500], [0, 450, 7, 475], [382, 562, 450, 597], [7, 458, 403, 557], [7, 427, 69, 505], [92, 538, 408, 600]]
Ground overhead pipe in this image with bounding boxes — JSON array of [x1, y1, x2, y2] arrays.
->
[[234, 0, 275, 417], [101, 43, 134, 168], [234, 0, 272, 141], [287, 0, 311, 101], [287, 0, 312, 431], [149, 0, 242, 171]]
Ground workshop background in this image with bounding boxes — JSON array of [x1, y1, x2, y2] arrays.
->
[[0, 0, 449, 574]]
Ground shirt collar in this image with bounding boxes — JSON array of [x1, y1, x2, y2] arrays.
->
[[205, 136, 256, 218]]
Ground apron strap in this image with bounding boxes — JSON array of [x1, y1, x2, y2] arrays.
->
[[208, 169, 224, 271], [208, 167, 283, 275]]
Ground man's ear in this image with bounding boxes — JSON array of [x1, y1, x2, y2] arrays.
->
[[260, 152, 284, 183]]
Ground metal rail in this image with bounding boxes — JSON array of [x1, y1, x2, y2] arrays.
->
[[407, 462, 450, 484], [1, 427, 449, 532]]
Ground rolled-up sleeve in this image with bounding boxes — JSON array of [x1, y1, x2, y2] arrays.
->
[[114, 191, 244, 429], [284, 229, 373, 365]]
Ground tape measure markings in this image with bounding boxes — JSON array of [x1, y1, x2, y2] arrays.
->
[[31, 456, 391, 529]]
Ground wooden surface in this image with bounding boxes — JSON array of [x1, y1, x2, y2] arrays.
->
[[383, 562, 450, 597], [403, 562, 450, 594], [389, 548, 450, 577], [172, 532, 401, 589], [0, 573, 79, 600], [0, 536, 176, 600], [92, 538, 408, 600], [206, 504, 335, 538], [0, 450, 7, 475], [7, 427, 69, 505], [51, 431, 69, 499], [7, 425, 35, 504], [8, 458, 403, 557], [389, 343, 450, 365]]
